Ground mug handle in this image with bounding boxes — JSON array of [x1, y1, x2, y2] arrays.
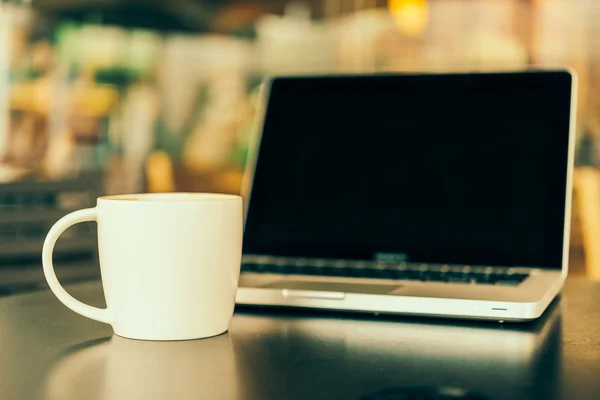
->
[[42, 208, 112, 325]]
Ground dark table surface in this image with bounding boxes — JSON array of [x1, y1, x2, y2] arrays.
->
[[1, 277, 599, 400]]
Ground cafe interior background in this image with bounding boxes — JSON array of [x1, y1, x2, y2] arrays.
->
[[1, 0, 600, 294]]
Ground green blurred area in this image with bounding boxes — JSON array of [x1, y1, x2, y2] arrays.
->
[[2, 0, 600, 197]]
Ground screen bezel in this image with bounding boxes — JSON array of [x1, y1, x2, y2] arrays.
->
[[242, 70, 577, 274]]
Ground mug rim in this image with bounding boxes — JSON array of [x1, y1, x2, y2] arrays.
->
[[98, 192, 241, 203]]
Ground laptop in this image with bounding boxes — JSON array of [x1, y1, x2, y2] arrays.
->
[[236, 70, 577, 321]]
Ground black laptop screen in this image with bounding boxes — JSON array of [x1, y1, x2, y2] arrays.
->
[[243, 72, 573, 269]]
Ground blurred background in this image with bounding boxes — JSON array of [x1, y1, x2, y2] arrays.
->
[[2, 0, 600, 294]]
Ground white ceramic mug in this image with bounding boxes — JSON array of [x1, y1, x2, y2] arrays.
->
[[42, 193, 243, 341]]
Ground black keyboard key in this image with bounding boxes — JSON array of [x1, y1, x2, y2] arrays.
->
[[356, 268, 380, 278], [422, 271, 446, 282], [403, 269, 423, 280], [489, 274, 509, 283], [265, 264, 290, 274], [383, 269, 406, 280], [466, 273, 495, 284], [495, 280, 522, 286], [322, 267, 345, 277], [493, 273, 528, 285], [392, 270, 410, 280], [242, 263, 259, 272], [499, 273, 528, 282], [259, 264, 278, 273], [447, 275, 470, 283], [283, 264, 300, 273], [342, 267, 361, 277], [374, 269, 398, 280], [246, 263, 275, 273], [298, 266, 320, 275]]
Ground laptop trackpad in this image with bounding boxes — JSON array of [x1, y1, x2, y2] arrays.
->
[[262, 280, 400, 295]]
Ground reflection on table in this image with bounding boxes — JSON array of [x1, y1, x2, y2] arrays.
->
[[44, 300, 562, 400]]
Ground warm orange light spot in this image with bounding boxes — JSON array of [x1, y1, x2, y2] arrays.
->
[[388, 0, 429, 38]]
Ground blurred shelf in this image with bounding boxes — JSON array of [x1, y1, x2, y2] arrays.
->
[[0, 236, 97, 258], [173, 168, 244, 195], [0, 259, 100, 297], [0, 210, 80, 224], [573, 166, 600, 280], [0, 176, 101, 267]]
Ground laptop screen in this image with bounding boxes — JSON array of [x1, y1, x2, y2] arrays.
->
[[243, 72, 573, 269]]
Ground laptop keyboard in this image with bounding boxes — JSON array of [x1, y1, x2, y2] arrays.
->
[[241, 257, 529, 286]]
